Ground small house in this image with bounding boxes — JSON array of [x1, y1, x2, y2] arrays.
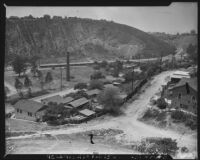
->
[[14, 100, 46, 121], [68, 97, 89, 110], [169, 78, 197, 114], [170, 71, 190, 84]]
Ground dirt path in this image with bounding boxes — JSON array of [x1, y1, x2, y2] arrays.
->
[[7, 70, 197, 158]]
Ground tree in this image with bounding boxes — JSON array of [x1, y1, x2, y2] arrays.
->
[[14, 78, 23, 97], [88, 80, 104, 90], [74, 82, 88, 90], [100, 60, 108, 68], [24, 75, 32, 97], [157, 98, 167, 109], [190, 29, 196, 35], [36, 70, 44, 91], [97, 87, 123, 115], [11, 55, 27, 77], [45, 71, 53, 89], [90, 71, 105, 80], [29, 55, 40, 77], [186, 44, 197, 64]]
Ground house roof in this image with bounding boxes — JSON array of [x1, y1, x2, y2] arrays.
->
[[63, 105, 73, 109], [71, 115, 86, 120], [62, 97, 74, 104], [41, 95, 64, 104], [78, 109, 96, 117], [104, 84, 117, 89], [95, 105, 103, 110], [86, 89, 101, 96], [170, 78, 197, 91], [14, 100, 44, 113], [68, 97, 89, 108]]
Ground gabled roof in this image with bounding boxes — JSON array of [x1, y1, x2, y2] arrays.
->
[[170, 78, 197, 91], [62, 97, 74, 104], [41, 95, 64, 104], [86, 89, 101, 96], [78, 109, 96, 117], [14, 100, 44, 113], [68, 97, 89, 108]]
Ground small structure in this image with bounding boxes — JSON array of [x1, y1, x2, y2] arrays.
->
[[78, 109, 96, 119], [68, 97, 89, 110], [94, 105, 104, 112], [169, 78, 197, 114], [62, 97, 74, 104], [104, 84, 118, 89], [41, 95, 64, 105], [113, 82, 121, 86], [86, 89, 101, 98], [70, 115, 86, 123], [14, 100, 46, 121]]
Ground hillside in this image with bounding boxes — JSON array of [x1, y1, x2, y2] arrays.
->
[[149, 32, 197, 51], [5, 16, 176, 64]]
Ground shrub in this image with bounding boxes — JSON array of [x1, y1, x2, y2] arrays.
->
[[181, 147, 189, 153], [74, 82, 87, 90], [142, 108, 160, 120], [90, 71, 105, 80], [156, 112, 167, 121], [171, 110, 187, 122], [88, 80, 104, 90], [157, 98, 167, 109]]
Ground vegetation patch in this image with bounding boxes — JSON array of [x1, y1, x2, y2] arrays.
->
[[132, 137, 179, 156]]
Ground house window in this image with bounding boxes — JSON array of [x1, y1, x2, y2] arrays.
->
[[19, 110, 22, 113], [17, 109, 19, 112], [178, 93, 181, 99]]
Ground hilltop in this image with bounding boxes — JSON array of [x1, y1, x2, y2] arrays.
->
[[6, 16, 176, 64]]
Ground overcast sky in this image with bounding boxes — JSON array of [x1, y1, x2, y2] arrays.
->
[[6, 2, 197, 34]]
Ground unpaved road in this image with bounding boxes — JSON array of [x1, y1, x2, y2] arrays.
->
[[7, 70, 197, 158]]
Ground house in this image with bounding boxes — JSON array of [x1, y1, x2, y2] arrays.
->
[[169, 78, 197, 114], [14, 100, 46, 121], [94, 105, 104, 112], [41, 95, 64, 105], [78, 109, 96, 120], [170, 71, 190, 84], [86, 89, 101, 98], [68, 97, 89, 110]]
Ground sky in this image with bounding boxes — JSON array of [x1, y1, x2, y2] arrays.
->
[[5, 2, 197, 34]]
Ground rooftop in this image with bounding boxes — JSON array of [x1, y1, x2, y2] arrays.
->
[[86, 89, 101, 96], [14, 100, 44, 113], [79, 109, 96, 117], [41, 95, 64, 104], [68, 97, 89, 108], [170, 77, 197, 91], [62, 97, 74, 104]]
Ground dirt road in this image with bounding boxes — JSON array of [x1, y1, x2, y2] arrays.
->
[[7, 70, 197, 158]]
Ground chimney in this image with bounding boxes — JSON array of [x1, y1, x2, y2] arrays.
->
[[66, 52, 70, 81]]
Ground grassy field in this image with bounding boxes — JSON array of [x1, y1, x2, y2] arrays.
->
[[4, 65, 95, 93]]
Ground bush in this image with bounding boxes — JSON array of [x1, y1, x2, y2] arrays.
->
[[74, 82, 87, 90], [156, 112, 167, 121], [181, 147, 189, 153], [142, 108, 160, 120], [90, 71, 105, 80], [157, 98, 167, 109], [88, 80, 104, 90], [185, 117, 197, 130], [171, 110, 187, 122]]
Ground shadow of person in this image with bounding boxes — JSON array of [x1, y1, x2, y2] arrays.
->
[[88, 133, 94, 144]]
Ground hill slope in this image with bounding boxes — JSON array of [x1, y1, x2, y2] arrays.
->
[[5, 16, 176, 63]]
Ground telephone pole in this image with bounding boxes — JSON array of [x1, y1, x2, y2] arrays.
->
[[66, 52, 70, 81], [132, 67, 134, 92], [60, 67, 63, 91]]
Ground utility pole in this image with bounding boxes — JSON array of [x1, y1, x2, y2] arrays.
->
[[60, 67, 63, 91], [132, 67, 134, 92], [66, 51, 70, 81]]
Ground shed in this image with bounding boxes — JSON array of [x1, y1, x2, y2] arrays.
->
[[86, 89, 101, 97], [68, 97, 89, 109], [78, 109, 96, 117]]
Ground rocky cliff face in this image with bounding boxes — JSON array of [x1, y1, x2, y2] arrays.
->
[[5, 16, 176, 63]]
